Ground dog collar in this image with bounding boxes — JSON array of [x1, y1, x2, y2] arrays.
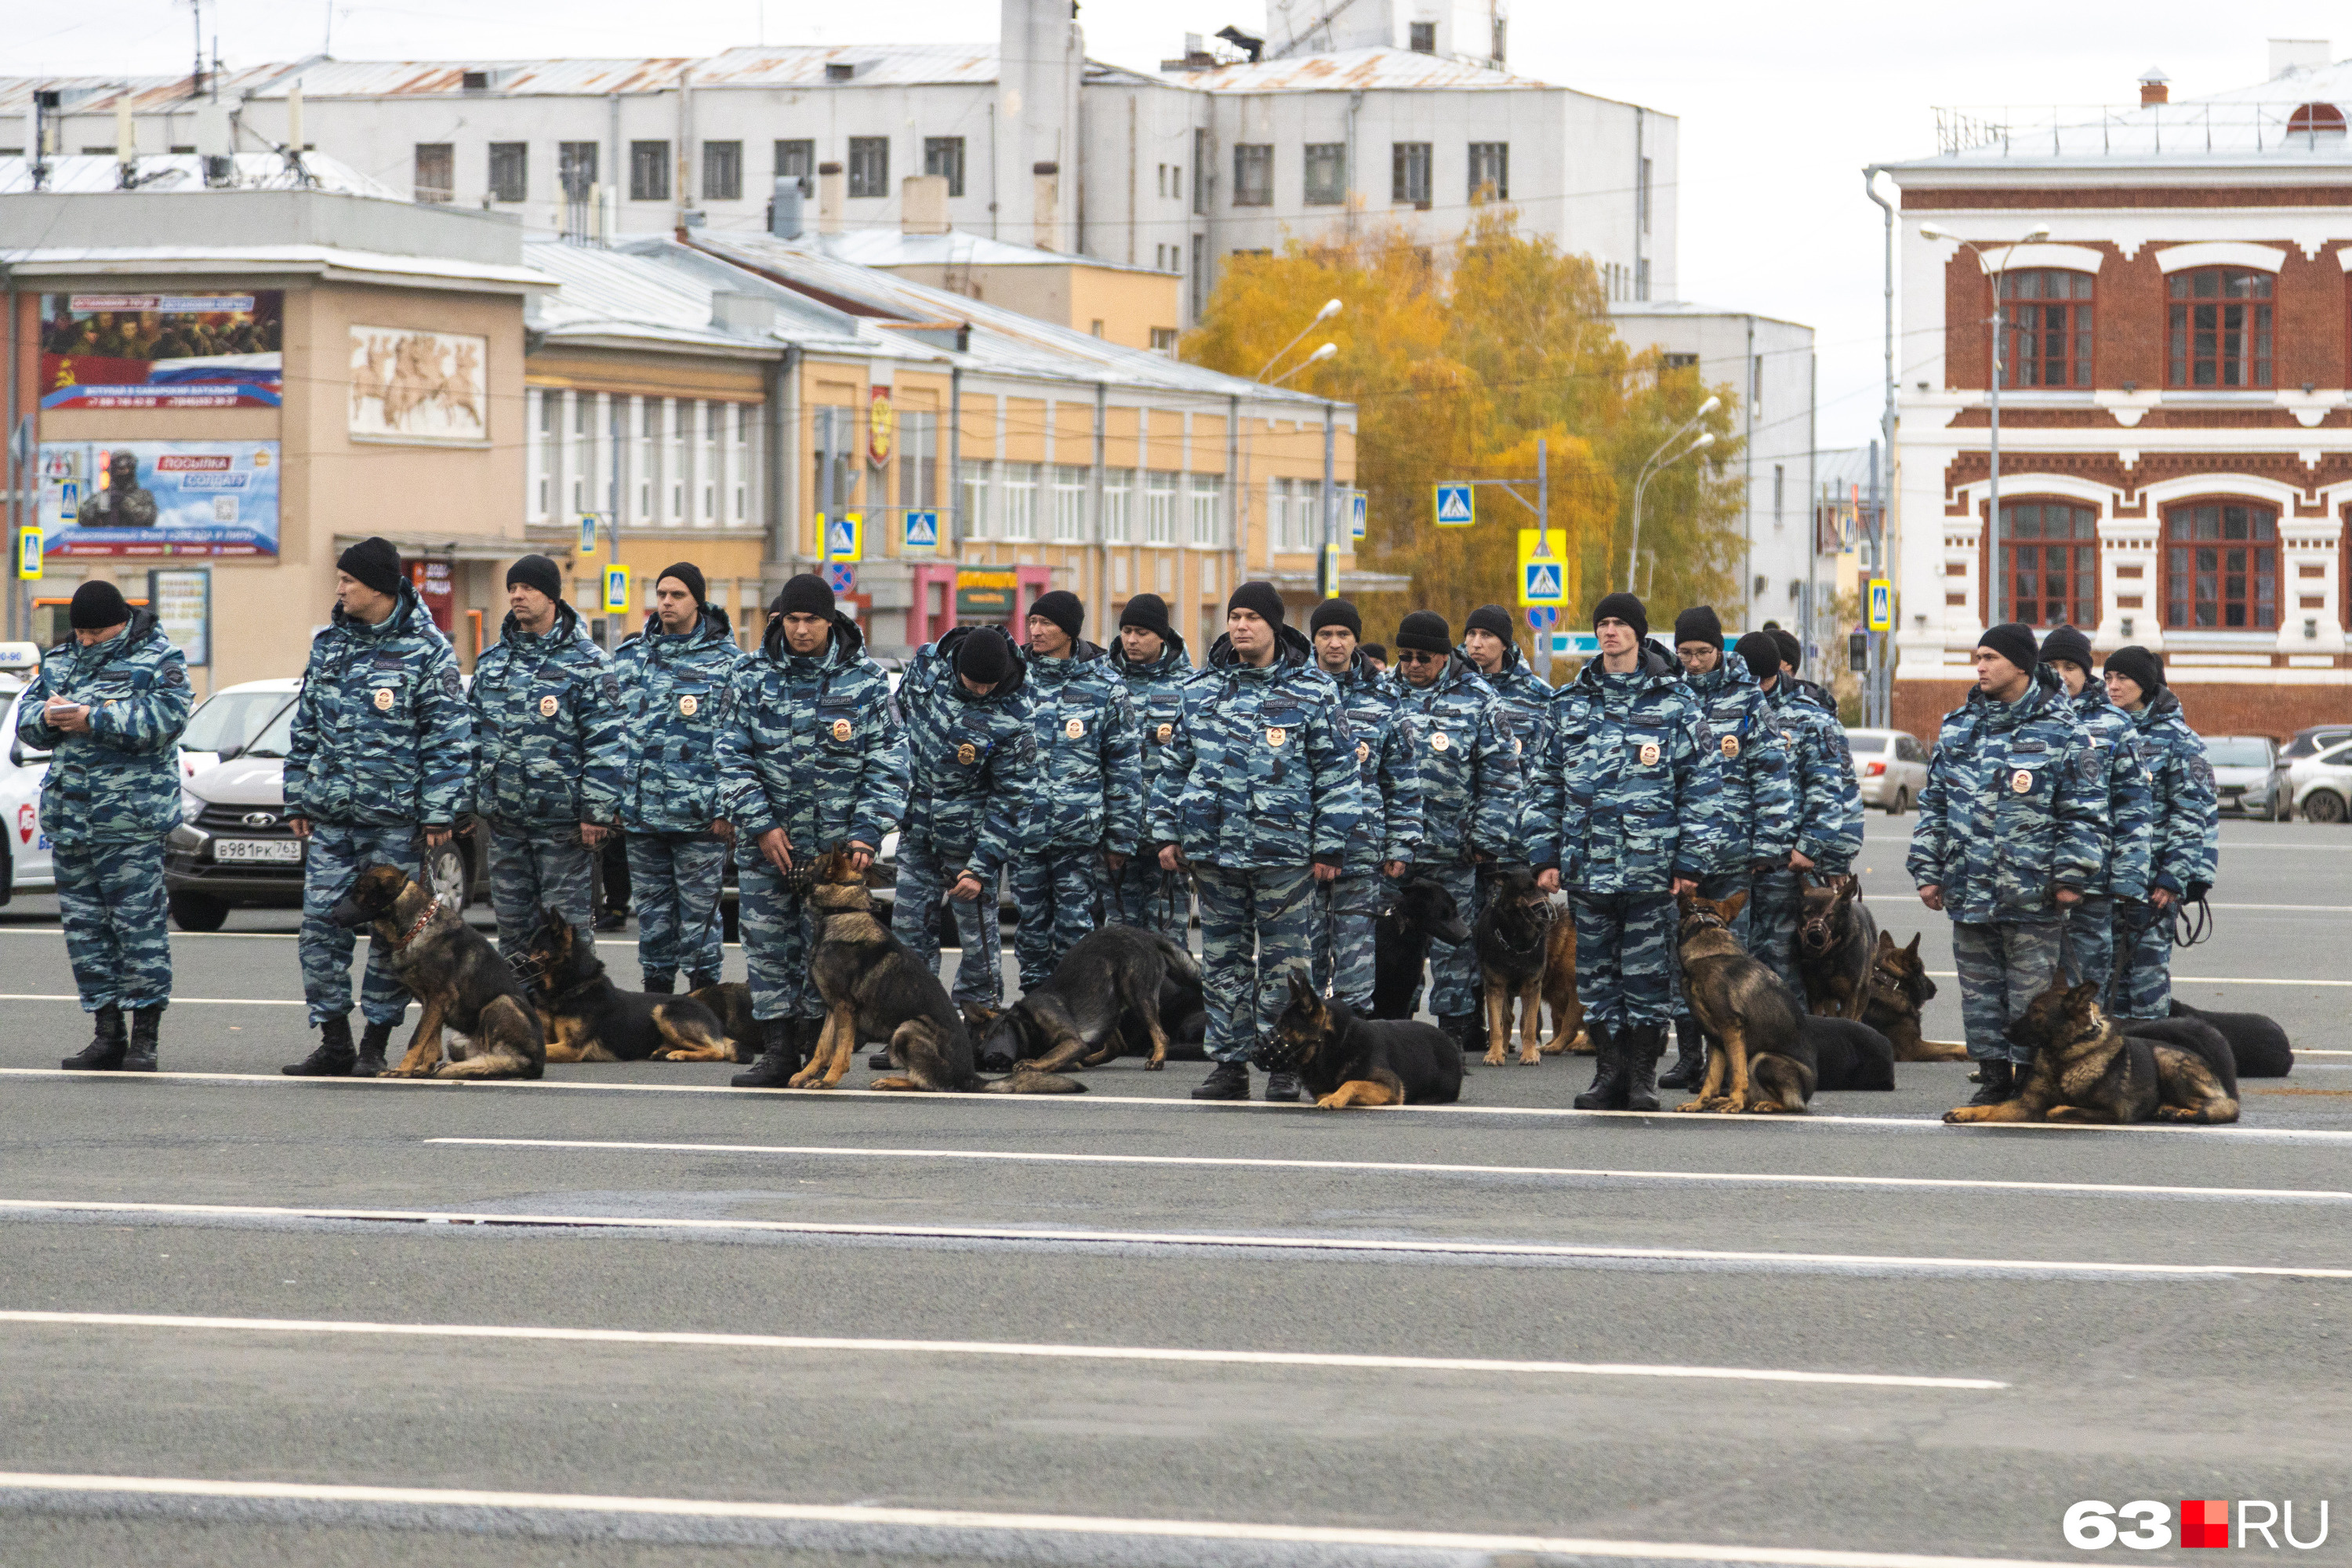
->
[[390, 895, 444, 951]]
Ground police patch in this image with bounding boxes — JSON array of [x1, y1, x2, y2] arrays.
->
[[164, 665, 188, 688], [678, 695, 699, 717], [440, 670, 463, 699], [1639, 741, 1661, 767], [373, 688, 395, 712], [539, 695, 558, 718], [1356, 740, 1370, 764], [1430, 731, 1450, 752], [1065, 718, 1084, 741], [957, 742, 977, 765], [1266, 727, 1287, 748], [833, 718, 853, 742], [1721, 734, 1740, 760], [1512, 737, 1523, 756], [1156, 723, 1173, 743], [2011, 768, 2033, 794]]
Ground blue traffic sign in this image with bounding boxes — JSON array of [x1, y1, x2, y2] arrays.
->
[[1523, 559, 1564, 603], [1433, 483, 1473, 527], [902, 510, 939, 550], [826, 564, 855, 593], [1526, 605, 1557, 630], [824, 513, 863, 562], [1350, 492, 1367, 541]]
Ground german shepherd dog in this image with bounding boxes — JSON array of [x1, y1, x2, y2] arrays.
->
[[1473, 867, 1585, 1065], [329, 864, 543, 1080], [975, 924, 1200, 1074], [1674, 890, 1815, 1113], [1270, 974, 1464, 1109], [2170, 1000, 2292, 1078], [689, 981, 760, 1064], [1944, 975, 2239, 1125], [520, 908, 738, 1063], [1797, 875, 1878, 1018], [1369, 875, 1471, 1019], [1860, 931, 1969, 1062], [1801, 1014, 1896, 1091]]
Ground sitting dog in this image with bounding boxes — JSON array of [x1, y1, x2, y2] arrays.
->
[[1539, 911, 1587, 1055], [1475, 866, 1559, 1066], [1674, 890, 1814, 1114], [2171, 1000, 2292, 1078], [1860, 931, 1969, 1062], [1944, 975, 2238, 1126], [1269, 974, 1463, 1109], [520, 908, 737, 1063], [329, 864, 543, 1080], [1370, 875, 1470, 1020], [975, 924, 1200, 1074], [1797, 875, 1878, 1018], [1801, 1014, 1896, 1092]]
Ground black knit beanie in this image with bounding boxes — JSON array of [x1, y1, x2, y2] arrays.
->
[[1733, 631, 1782, 687], [1396, 611, 1450, 655], [1309, 598, 1362, 639], [2038, 624, 2094, 677], [2103, 644, 2165, 697], [1592, 591, 1648, 644], [1769, 627, 1803, 675], [1118, 593, 1173, 641], [1464, 603, 1513, 643], [656, 561, 708, 610], [505, 554, 564, 603], [1673, 605, 1724, 650], [1028, 589, 1084, 643], [956, 626, 1016, 686], [1976, 622, 2038, 677], [1227, 581, 1286, 630], [775, 572, 835, 618], [68, 579, 131, 630], [337, 536, 405, 598]]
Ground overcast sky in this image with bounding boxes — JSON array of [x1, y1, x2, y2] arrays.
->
[[25, 2, 2350, 455]]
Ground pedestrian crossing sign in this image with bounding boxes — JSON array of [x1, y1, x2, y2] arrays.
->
[[1350, 491, 1367, 541], [1515, 529, 1567, 608], [13, 526, 41, 581], [602, 565, 630, 614], [902, 510, 939, 550], [825, 513, 864, 562], [1434, 483, 1474, 527], [1867, 578, 1893, 631], [577, 514, 599, 555]]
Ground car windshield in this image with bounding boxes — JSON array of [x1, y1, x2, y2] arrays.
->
[[2203, 739, 2272, 768], [239, 702, 299, 760], [1844, 731, 1892, 753], [183, 690, 294, 755], [2284, 730, 2351, 759]]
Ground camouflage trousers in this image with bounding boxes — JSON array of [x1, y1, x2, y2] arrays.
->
[[1421, 860, 1484, 1019], [1670, 868, 1753, 1041], [1194, 862, 1317, 1065], [1012, 847, 1102, 991], [893, 834, 1004, 1009], [488, 826, 596, 963], [1950, 919, 2064, 1063], [1308, 869, 1385, 1012], [626, 832, 728, 986], [2111, 898, 2174, 1020], [1569, 889, 1678, 1030], [2062, 895, 2117, 1007], [1747, 864, 1806, 995], [299, 821, 419, 1028], [1109, 854, 1191, 940], [53, 838, 172, 1012], [737, 855, 822, 1022]]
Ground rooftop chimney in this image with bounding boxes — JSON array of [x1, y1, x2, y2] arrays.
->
[[2139, 67, 2170, 107], [2270, 38, 2332, 78], [1033, 161, 1059, 252], [711, 291, 776, 336], [817, 161, 844, 236], [902, 172, 949, 235], [770, 176, 804, 239]]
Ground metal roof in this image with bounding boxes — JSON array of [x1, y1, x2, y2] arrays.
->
[[1169, 46, 1548, 94], [0, 152, 398, 198], [0, 65, 296, 116], [1906, 58, 2352, 167], [816, 228, 1171, 277], [234, 57, 695, 100], [1611, 299, 1816, 334], [525, 237, 894, 359], [689, 45, 999, 89]]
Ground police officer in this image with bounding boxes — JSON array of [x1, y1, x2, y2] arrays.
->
[[2102, 646, 2218, 1022], [894, 624, 1035, 1031], [719, 573, 909, 1087], [612, 561, 744, 993], [1661, 605, 1795, 1091], [1460, 602, 1552, 815], [1151, 583, 1362, 1102], [1530, 593, 1721, 1112], [470, 554, 626, 961], [1305, 597, 1421, 1014], [2038, 626, 2154, 1005], [1736, 630, 1864, 993], [27, 580, 191, 1073], [1108, 593, 1198, 938], [1907, 624, 2103, 1105], [282, 538, 474, 1077], [1014, 589, 1142, 989], [1768, 626, 1836, 713]]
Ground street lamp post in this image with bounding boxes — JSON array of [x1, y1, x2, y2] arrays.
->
[[1261, 321, 1341, 600], [1626, 394, 1721, 594]]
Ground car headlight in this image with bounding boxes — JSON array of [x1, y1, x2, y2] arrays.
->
[[180, 790, 206, 824]]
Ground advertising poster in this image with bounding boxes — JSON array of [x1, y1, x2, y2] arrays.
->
[[39, 292, 283, 409], [36, 441, 281, 557], [408, 557, 455, 632], [147, 568, 212, 666], [349, 325, 488, 444]]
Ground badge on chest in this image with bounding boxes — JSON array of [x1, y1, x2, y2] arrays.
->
[[1266, 726, 1287, 749], [1065, 717, 1085, 741], [373, 688, 395, 712], [539, 695, 559, 718], [1639, 741, 1661, 767], [678, 695, 699, 717], [2011, 768, 2033, 794]]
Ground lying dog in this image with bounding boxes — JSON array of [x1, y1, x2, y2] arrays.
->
[[521, 908, 737, 1063], [1475, 866, 1558, 1066], [976, 924, 1200, 1074], [1675, 889, 1814, 1114], [1370, 875, 1470, 1020], [1860, 931, 1968, 1062], [1944, 975, 2239, 1126], [2171, 1000, 2292, 1078], [1797, 875, 1878, 1018], [1801, 1014, 1896, 1092], [1093, 968, 1210, 1065], [329, 863, 543, 1080], [689, 981, 760, 1065], [1269, 974, 1463, 1109]]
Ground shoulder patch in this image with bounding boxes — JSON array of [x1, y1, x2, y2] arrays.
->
[[2075, 747, 2102, 785], [164, 663, 189, 688], [441, 669, 463, 699], [2188, 756, 2216, 791]]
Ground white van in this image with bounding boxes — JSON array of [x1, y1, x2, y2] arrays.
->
[[0, 642, 52, 903]]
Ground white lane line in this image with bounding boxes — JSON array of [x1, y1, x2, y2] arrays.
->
[[0, 1311, 2000, 1390], [2208, 902, 2352, 913], [0, 994, 305, 1006], [4, 1197, 2348, 1279], [0, 1472, 2076, 1568], [427, 1138, 2352, 1203], [1920, 971, 2352, 988]]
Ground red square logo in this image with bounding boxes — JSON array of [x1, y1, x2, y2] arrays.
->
[[2181, 1500, 2230, 1548]]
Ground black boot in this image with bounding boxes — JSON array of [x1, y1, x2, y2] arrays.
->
[[687, 971, 721, 994], [121, 1007, 164, 1073], [642, 975, 676, 994], [1573, 1023, 1626, 1110], [1264, 1071, 1301, 1102], [732, 1017, 804, 1088], [1964, 1058, 2014, 1107], [62, 1005, 127, 1072], [1621, 1023, 1666, 1114], [283, 1015, 357, 1076], [352, 1020, 394, 1079], [1658, 1017, 1707, 1090], [1190, 1060, 1250, 1100], [1439, 1012, 1482, 1055]]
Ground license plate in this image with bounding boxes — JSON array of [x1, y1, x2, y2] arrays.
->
[[213, 837, 303, 864]]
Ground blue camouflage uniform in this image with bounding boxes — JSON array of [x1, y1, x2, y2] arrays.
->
[[1308, 651, 1422, 1011], [1669, 651, 1798, 1038], [1530, 645, 1723, 1033], [1012, 639, 1142, 989], [893, 626, 1038, 1007], [612, 607, 745, 987], [2114, 688, 2219, 1019], [1393, 655, 1520, 1022], [1109, 633, 1200, 938], [715, 612, 909, 1023], [1906, 667, 2104, 1063], [1464, 642, 1553, 849], [15, 612, 191, 1014], [2060, 682, 2157, 1004], [469, 603, 627, 960], [1149, 627, 1364, 1065], [284, 585, 474, 1027], [1749, 679, 1866, 993]]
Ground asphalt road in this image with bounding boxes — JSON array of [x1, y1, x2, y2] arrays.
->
[[1, 817, 2347, 1567]]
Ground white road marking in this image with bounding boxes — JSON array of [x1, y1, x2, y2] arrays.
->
[[2207, 902, 2352, 913], [427, 1137, 2352, 1203], [0, 994, 305, 1006], [3, 1197, 2347, 1279], [0, 1472, 2078, 1567], [1921, 971, 2352, 988], [0, 1310, 2002, 1390]]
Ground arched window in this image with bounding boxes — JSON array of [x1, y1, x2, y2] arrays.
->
[[2286, 102, 2347, 137], [2164, 501, 2278, 629], [2000, 269, 2093, 387], [1994, 500, 2100, 627], [2167, 268, 2274, 387]]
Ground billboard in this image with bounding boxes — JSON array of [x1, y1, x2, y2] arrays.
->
[[349, 326, 488, 444], [38, 292, 283, 409], [36, 441, 281, 557]]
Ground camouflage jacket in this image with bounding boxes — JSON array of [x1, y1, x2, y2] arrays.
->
[[1907, 666, 2103, 924], [2126, 688, 2220, 898], [1393, 654, 1520, 866], [1018, 639, 1142, 854], [1466, 643, 1555, 764], [1147, 626, 1365, 871], [715, 612, 909, 858], [1766, 681, 1866, 874], [611, 608, 746, 834], [1529, 645, 1723, 895], [1316, 650, 1424, 873], [1682, 655, 1798, 870], [1109, 633, 1200, 851], [898, 626, 1038, 882], [15, 612, 191, 846], [2068, 684, 2157, 901], [469, 604, 627, 831], [285, 583, 473, 829]]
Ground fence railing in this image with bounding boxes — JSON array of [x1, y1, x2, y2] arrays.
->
[[1933, 101, 2351, 158]]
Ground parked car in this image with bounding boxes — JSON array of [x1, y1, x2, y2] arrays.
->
[[177, 677, 302, 780], [2287, 738, 2352, 825], [1844, 728, 1930, 815], [2281, 724, 2352, 762], [0, 642, 51, 905], [2201, 735, 2291, 820]]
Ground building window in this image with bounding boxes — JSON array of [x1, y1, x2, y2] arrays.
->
[[999, 462, 1039, 539], [847, 137, 889, 198], [1189, 234, 1207, 317], [638, 397, 661, 520], [1303, 143, 1346, 205], [414, 143, 454, 203], [1639, 156, 1652, 232], [775, 139, 815, 193], [1101, 470, 1132, 543], [630, 140, 670, 202], [923, 136, 965, 197], [487, 141, 527, 203], [702, 401, 721, 524], [1996, 503, 2100, 627], [1491, 15, 1506, 61], [1773, 463, 1785, 521], [1051, 465, 1089, 542], [2001, 268, 2093, 388], [958, 461, 992, 539], [898, 411, 938, 512], [1192, 129, 1210, 214], [531, 389, 551, 519], [1468, 141, 1508, 199], [2168, 268, 2273, 388], [1751, 354, 1762, 412], [1189, 473, 1224, 546], [702, 140, 742, 201], [1232, 143, 1272, 206], [2165, 501, 2278, 629], [1267, 477, 1292, 553], [731, 402, 754, 526], [669, 399, 688, 521], [1662, 351, 1698, 370], [1635, 257, 1650, 300], [1145, 470, 1179, 544], [558, 141, 597, 200], [1392, 141, 1431, 207], [1409, 20, 1436, 52], [1150, 327, 1179, 352]]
